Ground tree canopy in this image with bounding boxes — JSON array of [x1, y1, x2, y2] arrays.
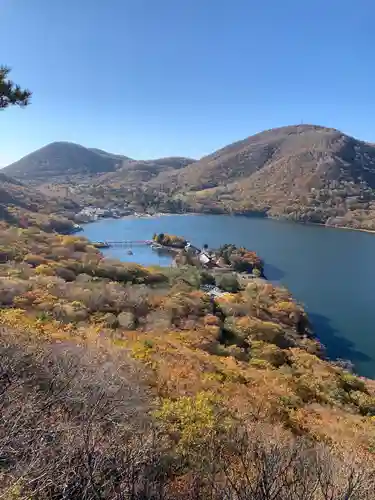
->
[[0, 66, 31, 109]]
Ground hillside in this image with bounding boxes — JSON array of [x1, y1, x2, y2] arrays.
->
[[95, 156, 196, 185], [2, 142, 195, 184], [1, 223, 375, 497], [2, 141, 127, 181], [151, 125, 375, 229], [0, 172, 78, 232], [6, 125, 375, 230]]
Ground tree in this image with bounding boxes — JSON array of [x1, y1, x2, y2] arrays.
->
[[0, 66, 31, 109]]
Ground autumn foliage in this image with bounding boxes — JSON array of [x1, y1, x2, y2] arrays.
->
[[0, 222, 375, 498], [153, 232, 187, 248]]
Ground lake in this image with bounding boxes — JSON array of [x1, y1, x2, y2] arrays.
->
[[81, 214, 375, 378]]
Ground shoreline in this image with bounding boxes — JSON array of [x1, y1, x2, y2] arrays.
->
[[311, 221, 375, 235], [74, 210, 375, 235]]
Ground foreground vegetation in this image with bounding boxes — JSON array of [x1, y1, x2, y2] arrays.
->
[[2, 75, 375, 497], [1, 221, 375, 497]]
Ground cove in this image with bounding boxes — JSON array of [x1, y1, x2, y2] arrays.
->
[[81, 214, 375, 378]]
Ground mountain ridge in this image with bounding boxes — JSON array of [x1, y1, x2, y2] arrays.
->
[[2, 141, 124, 180], [2, 141, 197, 184], [4, 124, 375, 230], [146, 124, 375, 229]]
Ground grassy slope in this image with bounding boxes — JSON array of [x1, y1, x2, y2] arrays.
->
[[0, 172, 78, 231]]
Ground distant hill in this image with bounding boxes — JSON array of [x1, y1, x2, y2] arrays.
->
[[6, 126, 375, 230], [2, 142, 126, 181], [150, 125, 375, 229], [96, 157, 196, 185], [156, 125, 375, 190], [2, 142, 194, 186]]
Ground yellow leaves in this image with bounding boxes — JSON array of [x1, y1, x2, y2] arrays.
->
[[250, 340, 288, 368], [249, 358, 272, 370], [153, 391, 227, 452], [131, 339, 154, 363], [0, 308, 73, 340], [272, 300, 298, 312], [35, 264, 55, 276], [13, 288, 57, 308], [0, 308, 29, 328], [228, 315, 284, 345], [61, 235, 79, 246], [216, 292, 239, 303], [201, 371, 225, 384]]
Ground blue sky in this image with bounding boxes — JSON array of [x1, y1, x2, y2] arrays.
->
[[1, 0, 374, 166]]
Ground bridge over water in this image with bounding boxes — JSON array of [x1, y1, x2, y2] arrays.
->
[[93, 240, 153, 249]]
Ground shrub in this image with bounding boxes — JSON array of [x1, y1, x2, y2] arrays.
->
[[294, 374, 322, 402], [100, 312, 119, 328], [250, 340, 288, 367], [23, 253, 46, 267], [200, 271, 216, 286], [0, 278, 29, 306], [249, 357, 272, 369], [54, 267, 76, 281], [226, 345, 249, 361], [52, 303, 89, 323], [216, 273, 240, 293], [340, 372, 367, 393], [35, 264, 55, 276], [0, 245, 16, 263], [349, 391, 375, 415], [117, 311, 136, 329], [154, 392, 225, 452], [225, 316, 290, 347]]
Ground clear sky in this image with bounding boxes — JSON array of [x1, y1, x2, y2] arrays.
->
[[1, 0, 375, 166]]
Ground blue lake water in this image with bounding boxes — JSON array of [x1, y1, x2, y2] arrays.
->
[[81, 214, 375, 378]]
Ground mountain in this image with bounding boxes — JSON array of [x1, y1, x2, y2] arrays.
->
[[5, 125, 375, 230], [151, 125, 375, 229], [2, 142, 126, 181], [2, 142, 195, 186], [87, 148, 131, 162]]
